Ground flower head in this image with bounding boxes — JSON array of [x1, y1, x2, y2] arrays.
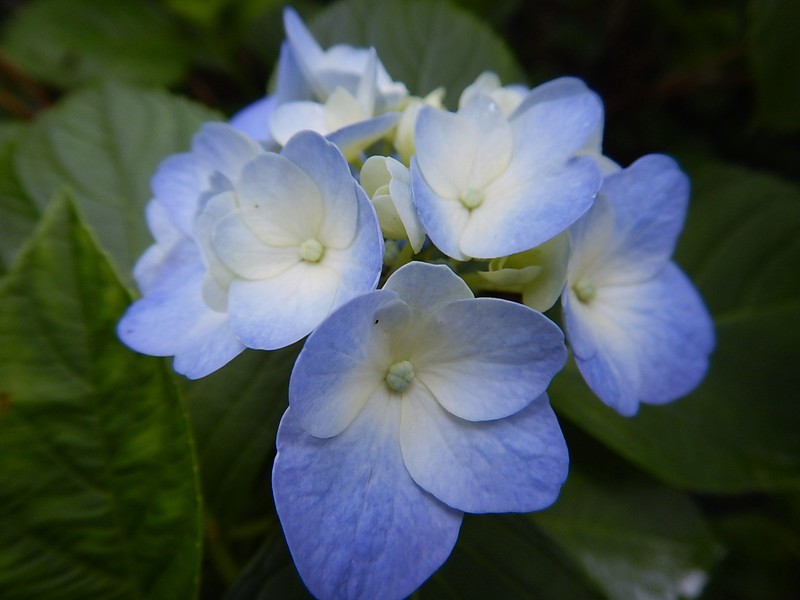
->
[[562, 154, 715, 416], [411, 77, 604, 260], [118, 127, 383, 377], [273, 261, 569, 599]]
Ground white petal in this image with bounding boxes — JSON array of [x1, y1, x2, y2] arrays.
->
[[150, 152, 201, 236], [268, 101, 327, 146], [229, 95, 277, 145], [235, 152, 323, 245], [227, 262, 340, 350], [193, 122, 263, 184], [386, 158, 426, 253]]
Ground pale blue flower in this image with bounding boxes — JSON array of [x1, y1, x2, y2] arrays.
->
[[118, 127, 383, 377], [273, 261, 569, 600], [411, 78, 604, 260], [562, 154, 715, 416]]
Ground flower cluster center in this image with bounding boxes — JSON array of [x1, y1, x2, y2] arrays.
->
[[573, 280, 597, 303], [385, 360, 415, 392], [299, 238, 325, 263], [459, 188, 484, 210]]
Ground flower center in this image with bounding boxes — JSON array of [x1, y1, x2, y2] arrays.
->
[[459, 188, 484, 210], [573, 280, 597, 303], [299, 238, 325, 263], [385, 360, 415, 392]]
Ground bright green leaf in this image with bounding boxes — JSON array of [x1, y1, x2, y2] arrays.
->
[[0, 128, 39, 274], [0, 192, 201, 598], [1, 0, 192, 88], [309, 0, 526, 106], [184, 345, 299, 529], [551, 160, 800, 492], [13, 83, 221, 284], [533, 469, 723, 600], [748, 0, 800, 132]]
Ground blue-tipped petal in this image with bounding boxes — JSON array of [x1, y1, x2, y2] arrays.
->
[[564, 262, 714, 415], [289, 290, 406, 438], [273, 404, 463, 600], [400, 389, 568, 513], [150, 152, 200, 236], [413, 297, 567, 422], [230, 95, 277, 145], [383, 261, 473, 317], [326, 112, 400, 162]]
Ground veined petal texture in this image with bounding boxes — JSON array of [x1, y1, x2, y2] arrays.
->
[[277, 262, 569, 598]]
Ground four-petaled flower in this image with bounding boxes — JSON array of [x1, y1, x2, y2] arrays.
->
[[273, 261, 569, 599], [562, 155, 715, 416]]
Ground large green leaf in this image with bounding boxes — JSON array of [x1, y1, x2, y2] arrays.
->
[[1, 0, 191, 88], [184, 345, 299, 529], [0, 128, 38, 275], [748, 0, 800, 132], [309, 0, 526, 106], [13, 83, 221, 284], [0, 193, 201, 598], [421, 514, 602, 599], [532, 468, 723, 600], [551, 160, 800, 492]]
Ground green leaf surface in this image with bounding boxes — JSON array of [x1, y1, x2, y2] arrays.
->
[[310, 0, 526, 106], [421, 513, 602, 599], [748, 0, 800, 132], [1, 0, 192, 88], [533, 469, 723, 600], [184, 345, 299, 529], [551, 160, 800, 492], [0, 193, 201, 598], [13, 83, 221, 284], [0, 128, 39, 275]]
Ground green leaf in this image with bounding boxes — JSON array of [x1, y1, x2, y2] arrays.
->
[[1, 0, 192, 88], [309, 0, 526, 106], [224, 523, 310, 600], [748, 0, 800, 132], [0, 128, 39, 274], [13, 83, 221, 284], [532, 468, 723, 600], [184, 345, 299, 529], [0, 192, 201, 598], [551, 160, 800, 492], [420, 514, 602, 599]]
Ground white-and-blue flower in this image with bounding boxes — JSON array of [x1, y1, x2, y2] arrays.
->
[[562, 154, 715, 416], [118, 127, 383, 378], [272, 261, 569, 600], [411, 77, 604, 260]]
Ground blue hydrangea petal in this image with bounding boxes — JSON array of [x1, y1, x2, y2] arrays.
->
[[275, 40, 313, 105], [229, 95, 277, 146], [410, 157, 470, 261], [273, 404, 463, 600], [117, 262, 243, 378], [460, 155, 601, 258], [150, 151, 200, 236], [510, 80, 603, 167], [192, 122, 263, 185], [564, 262, 714, 415], [327, 112, 401, 161], [282, 7, 327, 99], [289, 289, 407, 438], [595, 154, 690, 284], [382, 261, 474, 317], [413, 297, 566, 422], [400, 388, 568, 513]]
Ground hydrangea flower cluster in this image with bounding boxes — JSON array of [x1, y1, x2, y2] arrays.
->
[[118, 8, 714, 599]]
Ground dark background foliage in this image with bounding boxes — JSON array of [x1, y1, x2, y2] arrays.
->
[[0, 0, 798, 598]]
